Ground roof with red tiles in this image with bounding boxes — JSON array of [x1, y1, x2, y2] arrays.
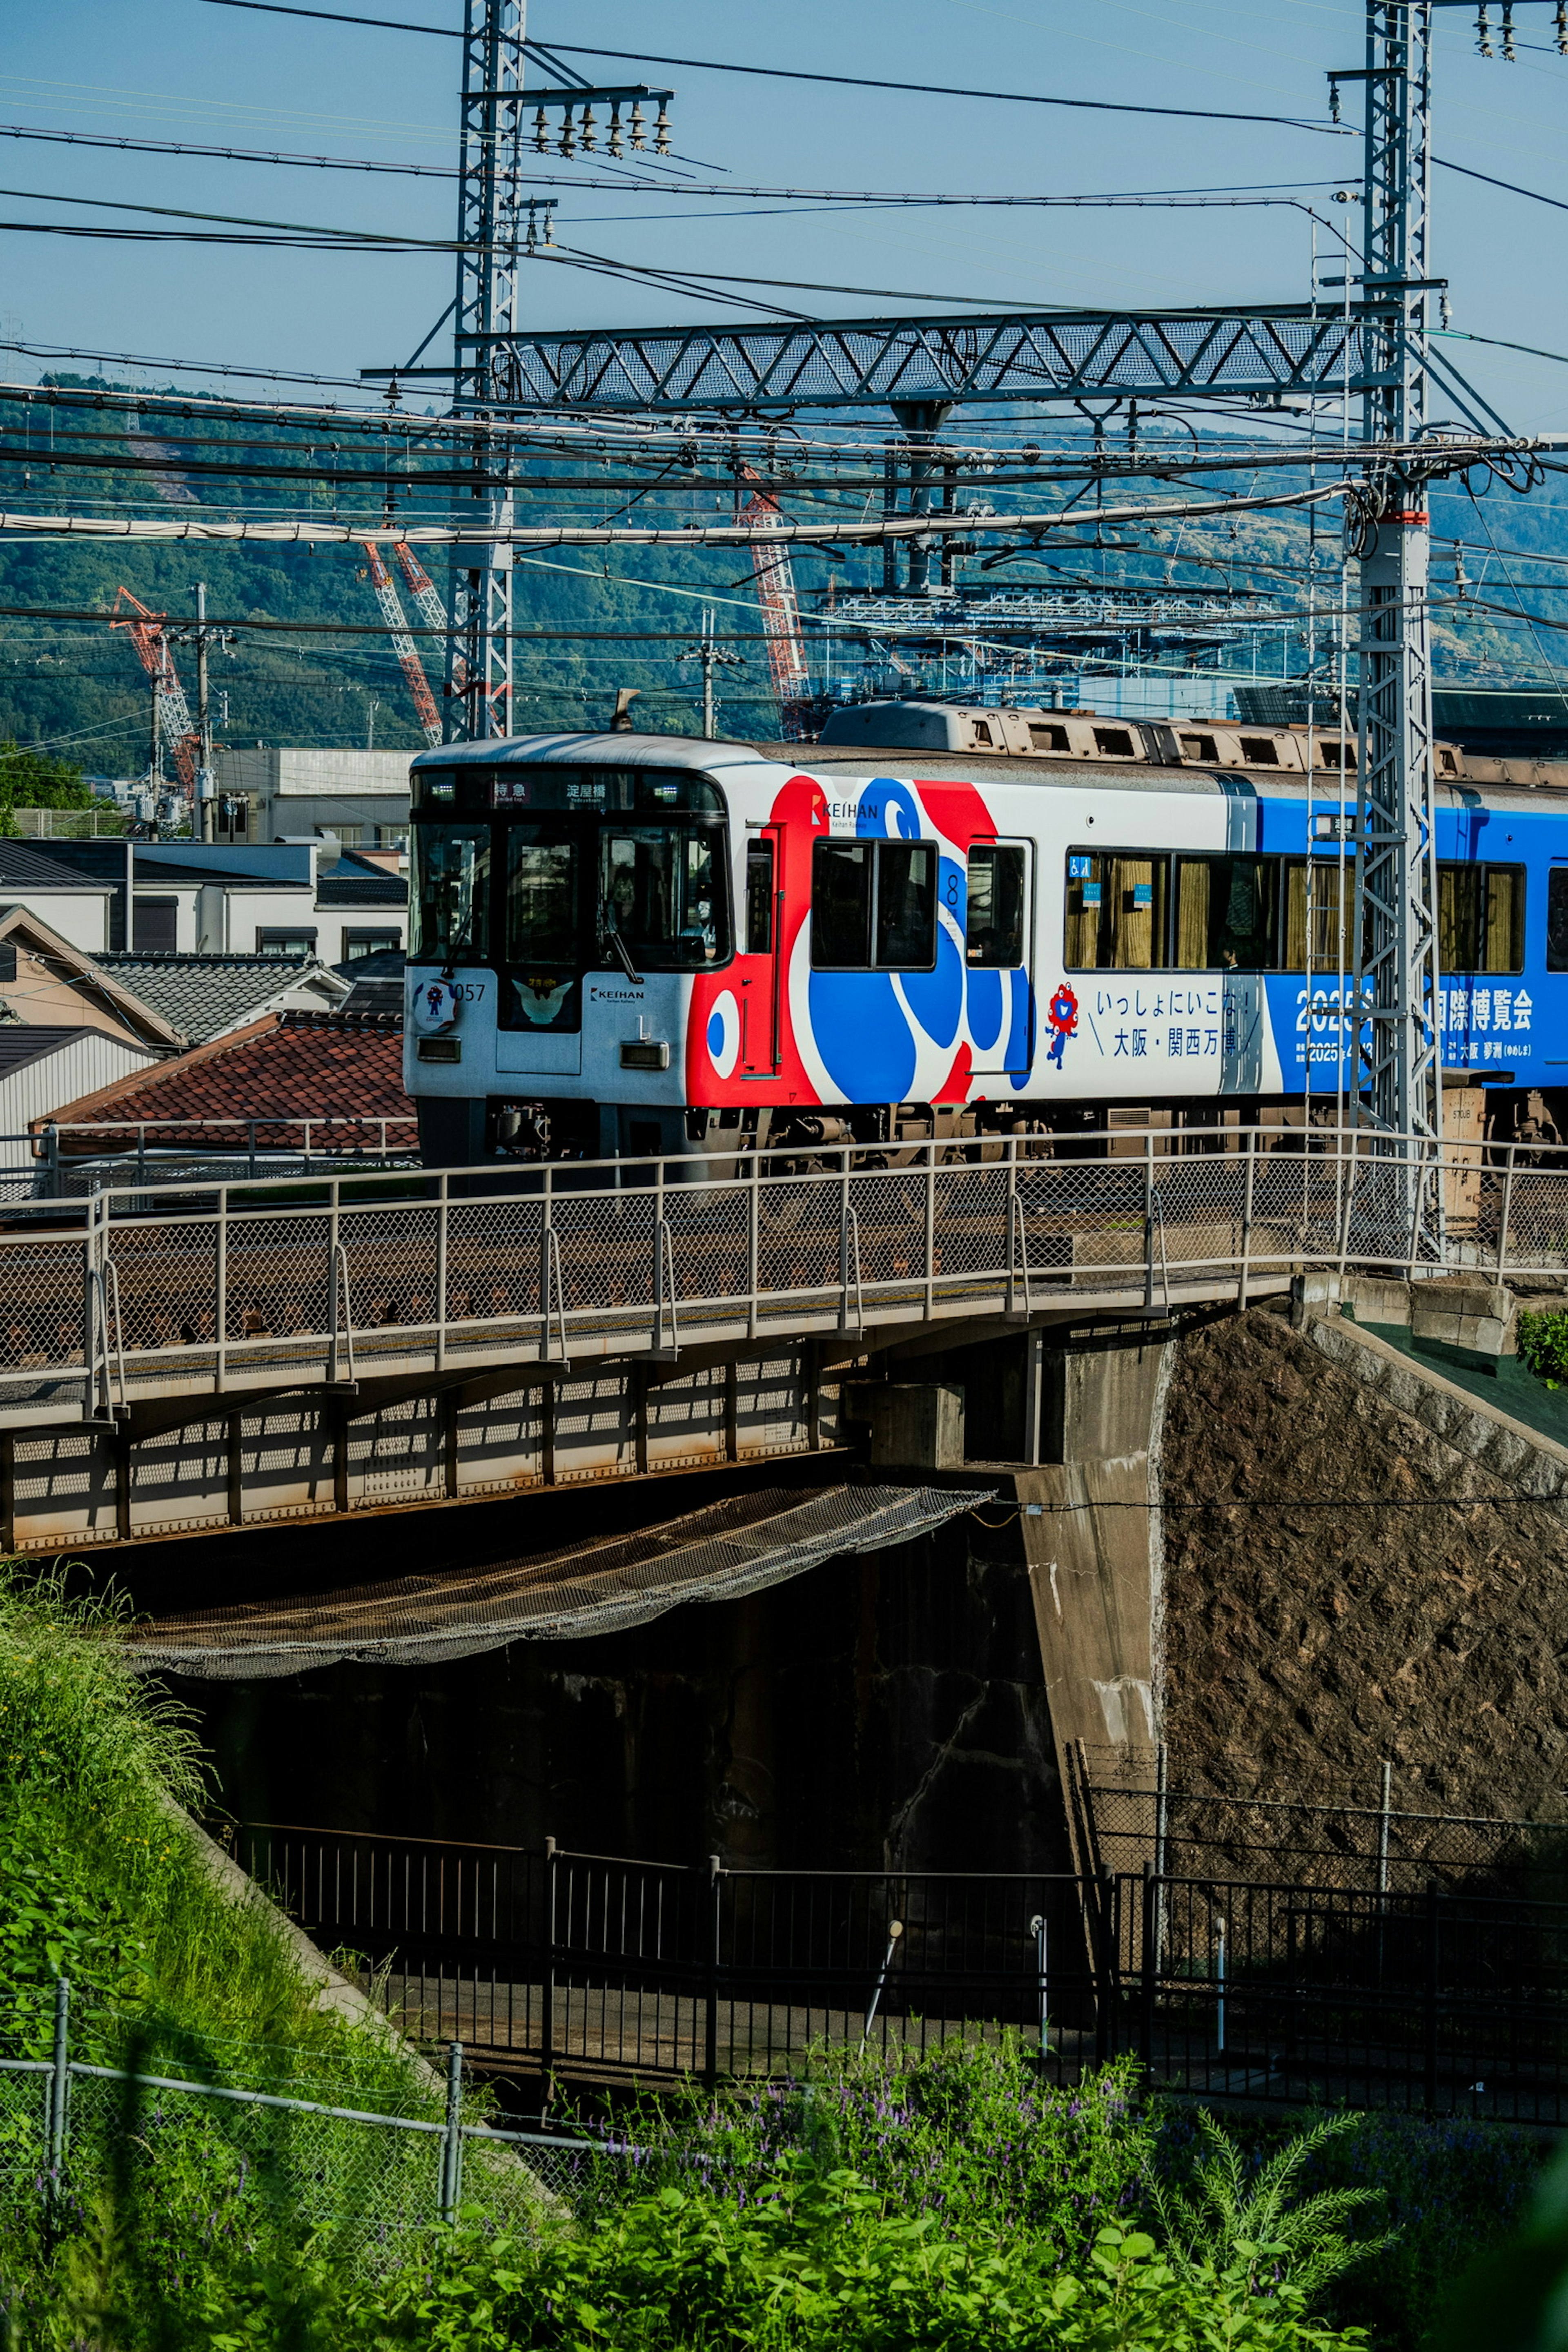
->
[[37, 1011, 414, 1142]]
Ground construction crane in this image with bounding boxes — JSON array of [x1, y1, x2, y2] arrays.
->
[[359, 542, 442, 747], [394, 542, 466, 711], [737, 468, 813, 741], [109, 587, 199, 804]]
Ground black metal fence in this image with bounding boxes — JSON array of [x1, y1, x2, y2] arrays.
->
[[236, 1823, 1568, 2124]]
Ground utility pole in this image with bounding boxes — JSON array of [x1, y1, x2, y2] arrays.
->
[[677, 609, 744, 739], [171, 584, 235, 844], [1338, 2, 1441, 1143]]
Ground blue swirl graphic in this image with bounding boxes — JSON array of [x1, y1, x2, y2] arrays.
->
[[808, 971, 918, 1102]]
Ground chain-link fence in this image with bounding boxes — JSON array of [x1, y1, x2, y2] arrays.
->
[[1073, 1742, 1568, 1898], [0, 1982, 616, 2268]]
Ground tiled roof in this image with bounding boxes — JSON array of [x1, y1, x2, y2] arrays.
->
[[93, 953, 347, 1046], [42, 1012, 415, 1132], [0, 842, 114, 892]]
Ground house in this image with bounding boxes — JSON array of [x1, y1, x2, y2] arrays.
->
[[211, 746, 413, 847], [92, 952, 351, 1047], [0, 840, 118, 954], [0, 1028, 164, 1176], [40, 1007, 415, 1161], [0, 909, 184, 1054], [32, 841, 407, 965]]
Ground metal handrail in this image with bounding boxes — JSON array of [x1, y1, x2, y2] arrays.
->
[[0, 1125, 1559, 1404]]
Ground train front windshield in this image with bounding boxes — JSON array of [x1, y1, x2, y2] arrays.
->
[[410, 764, 730, 1025]]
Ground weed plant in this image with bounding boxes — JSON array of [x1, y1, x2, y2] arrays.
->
[[1517, 1307, 1568, 1388]]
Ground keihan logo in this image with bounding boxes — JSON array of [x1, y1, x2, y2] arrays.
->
[[1046, 981, 1078, 1069]]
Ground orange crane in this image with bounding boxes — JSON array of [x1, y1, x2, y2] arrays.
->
[[393, 541, 467, 702], [109, 587, 199, 799], [738, 467, 813, 740], [359, 542, 442, 747]]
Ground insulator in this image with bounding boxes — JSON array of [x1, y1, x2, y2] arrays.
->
[[544, 209, 555, 247], [1477, 4, 1492, 54], [1327, 76, 1341, 124], [1502, 2, 1516, 56], [532, 105, 549, 152], [629, 102, 646, 149], [608, 103, 624, 157], [558, 105, 576, 156], [580, 103, 597, 150], [525, 211, 537, 253], [655, 102, 670, 154], [1558, 0, 1567, 53]]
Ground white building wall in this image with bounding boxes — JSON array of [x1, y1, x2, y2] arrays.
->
[[11, 891, 113, 954], [214, 748, 413, 845], [0, 1032, 162, 1170]]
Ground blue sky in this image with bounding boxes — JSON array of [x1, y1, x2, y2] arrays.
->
[[0, 0, 1566, 431]]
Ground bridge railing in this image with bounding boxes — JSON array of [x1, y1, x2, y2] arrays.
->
[[0, 1125, 1562, 1402]]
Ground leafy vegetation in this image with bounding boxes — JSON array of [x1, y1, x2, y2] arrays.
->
[[0, 1568, 1552, 2347], [1517, 1307, 1568, 1390]]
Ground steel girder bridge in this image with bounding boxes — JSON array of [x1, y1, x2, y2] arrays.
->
[[0, 1127, 1555, 1552]]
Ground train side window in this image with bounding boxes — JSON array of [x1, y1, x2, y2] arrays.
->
[[1282, 861, 1349, 971], [812, 839, 936, 970], [1440, 860, 1525, 972], [967, 844, 1027, 967], [874, 842, 936, 968], [1063, 851, 1169, 970], [1549, 868, 1568, 971], [745, 840, 774, 953], [812, 841, 871, 967], [1177, 855, 1281, 970], [1484, 866, 1525, 973]]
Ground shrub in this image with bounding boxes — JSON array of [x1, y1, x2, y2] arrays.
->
[[1517, 1309, 1568, 1389]]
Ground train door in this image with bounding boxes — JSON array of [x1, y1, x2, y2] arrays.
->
[[737, 826, 785, 1075], [967, 837, 1033, 1074]]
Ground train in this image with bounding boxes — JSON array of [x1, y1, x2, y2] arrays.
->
[[403, 699, 1568, 1163]]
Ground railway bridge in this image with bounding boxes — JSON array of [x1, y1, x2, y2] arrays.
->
[[1, 1125, 1558, 1782]]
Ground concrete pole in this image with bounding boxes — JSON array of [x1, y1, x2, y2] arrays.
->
[[195, 581, 214, 844]]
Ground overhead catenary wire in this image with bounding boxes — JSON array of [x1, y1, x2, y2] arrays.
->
[[196, 0, 1350, 131]]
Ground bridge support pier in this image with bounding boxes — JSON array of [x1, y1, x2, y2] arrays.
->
[[1014, 1322, 1176, 1799]]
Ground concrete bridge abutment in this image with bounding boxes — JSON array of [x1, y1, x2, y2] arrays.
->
[[1013, 1323, 1176, 1806]]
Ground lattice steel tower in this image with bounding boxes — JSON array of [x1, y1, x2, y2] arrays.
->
[[1346, 1, 1440, 1140], [446, 0, 526, 742]]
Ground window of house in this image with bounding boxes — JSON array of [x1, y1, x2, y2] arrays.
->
[[1064, 852, 1169, 970], [256, 929, 318, 958], [966, 845, 1027, 967], [1439, 862, 1524, 973], [341, 929, 401, 962], [811, 838, 936, 971], [133, 897, 178, 953]]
